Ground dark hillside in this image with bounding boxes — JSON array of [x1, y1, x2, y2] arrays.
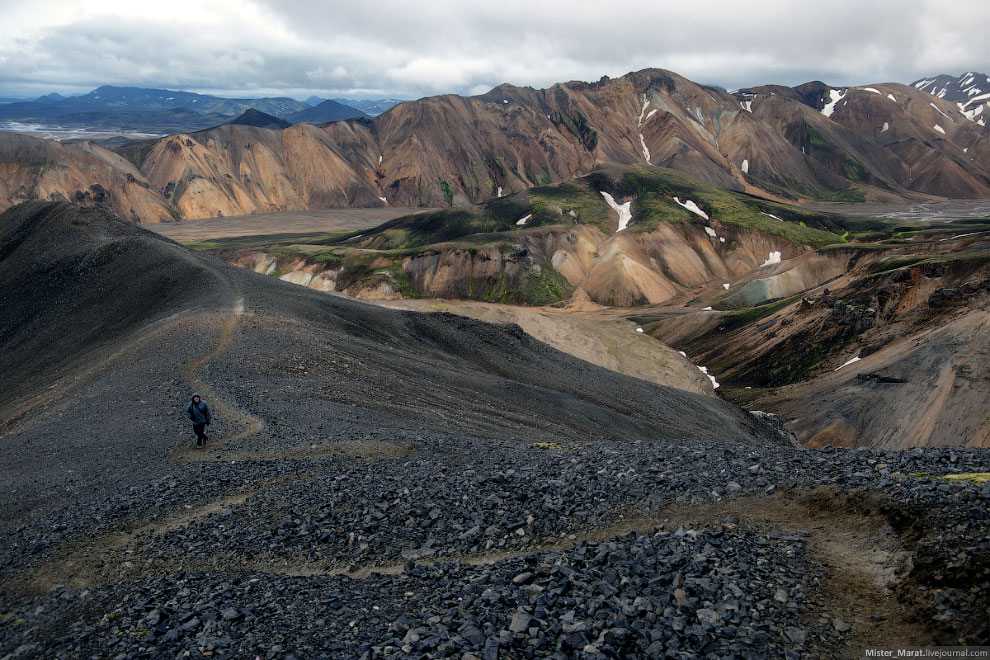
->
[[0, 202, 778, 521]]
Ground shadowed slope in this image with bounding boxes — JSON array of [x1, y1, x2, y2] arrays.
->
[[0, 202, 780, 523]]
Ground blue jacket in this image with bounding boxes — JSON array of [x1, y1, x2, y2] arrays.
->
[[186, 393, 212, 424]]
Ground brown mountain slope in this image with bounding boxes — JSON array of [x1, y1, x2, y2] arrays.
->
[[2, 69, 988, 223], [207, 166, 852, 308], [735, 82, 990, 199], [0, 132, 173, 222], [641, 227, 990, 449]]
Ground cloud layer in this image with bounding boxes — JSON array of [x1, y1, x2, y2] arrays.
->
[[0, 0, 987, 99]]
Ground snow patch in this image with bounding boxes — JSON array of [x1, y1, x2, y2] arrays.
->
[[834, 356, 861, 371], [697, 365, 719, 389], [933, 124, 946, 135], [378, 196, 388, 204], [760, 211, 783, 221], [821, 89, 846, 118], [741, 159, 749, 173], [503, 99, 508, 104], [887, 93, 897, 102], [881, 122, 889, 133], [719, 237, 725, 243], [378, 155, 383, 165], [704, 227, 717, 238], [638, 96, 650, 125], [930, 102, 953, 121], [678, 351, 687, 357], [959, 102, 984, 122], [516, 214, 532, 226], [761, 251, 782, 267], [723, 283, 731, 290], [600, 192, 632, 232], [673, 197, 709, 220], [740, 100, 753, 113], [640, 133, 651, 163], [863, 87, 882, 95], [636, 327, 644, 333], [701, 306, 713, 311], [645, 108, 658, 122], [497, 186, 502, 198]]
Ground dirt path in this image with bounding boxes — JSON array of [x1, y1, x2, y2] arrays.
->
[[660, 488, 930, 649], [170, 296, 266, 462], [282, 487, 930, 652], [11, 481, 935, 659], [13, 481, 277, 594]]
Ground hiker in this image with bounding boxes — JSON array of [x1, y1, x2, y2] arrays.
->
[[186, 392, 212, 447]]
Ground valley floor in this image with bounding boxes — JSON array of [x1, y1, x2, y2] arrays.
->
[[147, 207, 427, 243]]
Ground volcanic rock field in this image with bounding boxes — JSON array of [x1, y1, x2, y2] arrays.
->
[[0, 202, 988, 658]]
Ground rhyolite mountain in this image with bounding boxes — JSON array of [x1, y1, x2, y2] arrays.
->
[[203, 162, 990, 450], [912, 72, 990, 103], [1, 68, 988, 222], [912, 71, 989, 126]]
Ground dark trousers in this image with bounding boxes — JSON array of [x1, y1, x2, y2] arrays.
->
[[192, 423, 208, 443]]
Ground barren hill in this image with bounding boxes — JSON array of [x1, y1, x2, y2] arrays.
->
[[0, 201, 776, 523]]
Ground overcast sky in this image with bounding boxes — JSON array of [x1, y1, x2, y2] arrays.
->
[[0, 0, 986, 100]]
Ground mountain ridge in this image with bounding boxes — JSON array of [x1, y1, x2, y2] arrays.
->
[[1, 68, 988, 222]]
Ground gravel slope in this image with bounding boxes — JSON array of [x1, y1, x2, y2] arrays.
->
[[0, 202, 987, 658]]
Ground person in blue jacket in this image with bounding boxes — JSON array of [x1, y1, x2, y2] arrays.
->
[[186, 393, 212, 447]]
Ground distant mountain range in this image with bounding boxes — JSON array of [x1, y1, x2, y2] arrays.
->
[[305, 97, 406, 116], [1, 67, 987, 222], [226, 109, 293, 130], [333, 98, 405, 116], [288, 100, 369, 123], [0, 85, 372, 134], [912, 71, 989, 125]]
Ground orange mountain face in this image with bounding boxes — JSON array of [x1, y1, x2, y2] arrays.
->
[[1, 68, 988, 223]]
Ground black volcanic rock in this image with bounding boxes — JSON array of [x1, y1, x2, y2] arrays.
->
[[288, 99, 368, 123], [225, 108, 292, 129], [0, 202, 987, 658]]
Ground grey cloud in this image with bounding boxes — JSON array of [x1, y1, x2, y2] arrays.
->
[[0, 0, 987, 99]]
